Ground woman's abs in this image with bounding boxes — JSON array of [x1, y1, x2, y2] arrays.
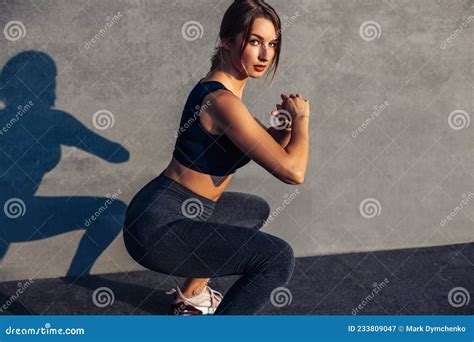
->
[[163, 157, 233, 202]]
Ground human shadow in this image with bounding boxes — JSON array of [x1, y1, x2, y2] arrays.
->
[[60, 275, 172, 314], [0, 50, 129, 279]]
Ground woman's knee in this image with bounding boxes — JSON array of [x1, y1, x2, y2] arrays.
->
[[276, 240, 296, 282], [261, 236, 295, 282], [247, 194, 271, 221]]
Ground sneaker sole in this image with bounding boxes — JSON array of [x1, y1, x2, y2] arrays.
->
[[169, 303, 203, 316], [194, 306, 216, 315]]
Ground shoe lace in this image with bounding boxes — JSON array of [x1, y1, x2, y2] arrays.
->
[[207, 286, 223, 308]]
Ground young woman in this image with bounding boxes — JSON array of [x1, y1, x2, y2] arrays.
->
[[123, 0, 310, 315]]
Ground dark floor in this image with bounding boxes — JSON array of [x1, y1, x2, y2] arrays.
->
[[1, 243, 472, 315]]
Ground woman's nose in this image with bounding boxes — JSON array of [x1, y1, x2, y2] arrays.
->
[[259, 45, 269, 61]]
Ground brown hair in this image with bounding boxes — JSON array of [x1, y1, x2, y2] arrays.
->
[[210, 0, 282, 83]]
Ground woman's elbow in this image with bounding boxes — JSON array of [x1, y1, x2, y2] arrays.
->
[[290, 170, 305, 185], [280, 169, 305, 185]]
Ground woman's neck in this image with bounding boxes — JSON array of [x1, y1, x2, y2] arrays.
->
[[205, 69, 248, 100]]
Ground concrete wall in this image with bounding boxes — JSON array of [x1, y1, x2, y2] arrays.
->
[[0, 0, 472, 281]]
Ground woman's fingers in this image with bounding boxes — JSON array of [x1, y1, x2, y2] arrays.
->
[[271, 103, 283, 116], [278, 93, 310, 119], [284, 93, 305, 101], [281, 94, 294, 108]]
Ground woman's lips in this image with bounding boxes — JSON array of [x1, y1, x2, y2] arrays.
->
[[254, 65, 266, 72]]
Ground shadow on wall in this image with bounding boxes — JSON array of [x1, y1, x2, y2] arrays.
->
[[0, 50, 129, 279]]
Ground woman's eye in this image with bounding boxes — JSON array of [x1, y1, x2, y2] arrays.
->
[[249, 40, 277, 48]]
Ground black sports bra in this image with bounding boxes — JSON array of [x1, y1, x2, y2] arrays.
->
[[172, 79, 251, 176]]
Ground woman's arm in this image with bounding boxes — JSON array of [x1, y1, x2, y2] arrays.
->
[[210, 91, 308, 184], [59, 111, 129, 163], [252, 115, 291, 147]]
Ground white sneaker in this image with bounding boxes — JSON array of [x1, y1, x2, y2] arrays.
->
[[166, 283, 223, 315]]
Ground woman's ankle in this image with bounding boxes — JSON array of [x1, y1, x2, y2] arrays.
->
[[182, 281, 208, 297]]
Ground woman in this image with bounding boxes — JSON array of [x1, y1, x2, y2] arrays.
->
[[123, 0, 310, 315]]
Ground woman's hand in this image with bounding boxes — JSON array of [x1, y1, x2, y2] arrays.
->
[[270, 102, 292, 130], [280, 93, 310, 121], [270, 93, 310, 129]]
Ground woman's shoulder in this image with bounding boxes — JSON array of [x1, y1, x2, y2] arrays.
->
[[198, 86, 245, 135], [204, 87, 241, 112]]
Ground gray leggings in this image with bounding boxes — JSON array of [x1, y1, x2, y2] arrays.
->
[[123, 171, 295, 315]]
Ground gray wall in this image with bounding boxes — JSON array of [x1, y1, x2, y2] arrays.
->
[[0, 0, 472, 281]]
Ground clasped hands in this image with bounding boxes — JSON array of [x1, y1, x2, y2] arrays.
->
[[270, 93, 310, 130]]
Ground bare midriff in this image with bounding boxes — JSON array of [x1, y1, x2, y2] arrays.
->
[[162, 156, 234, 202]]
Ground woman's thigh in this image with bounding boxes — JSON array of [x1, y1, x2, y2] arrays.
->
[[206, 192, 271, 230], [137, 217, 290, 279]]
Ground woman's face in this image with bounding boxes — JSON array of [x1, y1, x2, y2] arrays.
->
[[225, 17, 279, 78]]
